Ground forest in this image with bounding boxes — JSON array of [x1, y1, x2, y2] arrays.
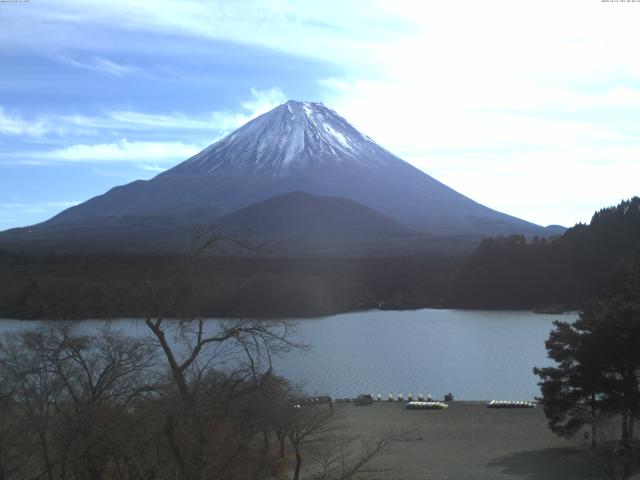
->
[[453, 197, 640, 310], [1, 197, 639, 319], [0, 252, 462, 319]]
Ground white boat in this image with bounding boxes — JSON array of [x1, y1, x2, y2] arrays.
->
[[406, 401, 449, 410], [487, 400, 535, 409]]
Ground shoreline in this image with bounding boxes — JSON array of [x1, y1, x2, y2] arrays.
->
[[329, 401, 600, 480], [0, 306, 578, 322]]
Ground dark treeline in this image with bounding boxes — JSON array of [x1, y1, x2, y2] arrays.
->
[[0, 319, 395, 480], [453, 197, 640, 310], [2, 197, 639, 318], [0, 253, 463, 319]]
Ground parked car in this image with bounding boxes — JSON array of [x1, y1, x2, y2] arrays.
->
[[316, 395, 333, 404], [354, 394, 373, 406]]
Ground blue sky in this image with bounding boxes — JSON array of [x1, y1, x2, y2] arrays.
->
[[1, 0, 639, 230]]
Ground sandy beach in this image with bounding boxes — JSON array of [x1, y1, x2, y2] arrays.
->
[[330, 401, 612, 480]]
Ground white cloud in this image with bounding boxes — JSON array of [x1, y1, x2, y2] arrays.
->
[[0, 200, 82, 230], [241, 88, 289, 117], [58, 56, 136, 76], [0, 87, 287, 140], [104, 111, 215, 130], [0, 200, 80, 216], [0, 86, 289, 178], [3, 0, 639, 226], [1, 87, 287, 168], [213, 87, 288, 133], [5, 0, 407, 68], [0, 200, 79, 209], [314, 0, 640, 226], [63, 88, 285, 134], [414, 146, 640, 227], [45, 139, 202, 164], [0, 107, 47, 137], [105, 87, 286, 133], [323, 78, 640, 226]]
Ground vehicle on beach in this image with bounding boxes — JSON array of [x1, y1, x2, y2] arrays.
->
[[354, 394, 374, 406], [298, 395, 333, 405]]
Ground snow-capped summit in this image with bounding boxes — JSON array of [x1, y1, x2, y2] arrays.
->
[[8, 100, 554, 248], [169, 100, 391, 176]]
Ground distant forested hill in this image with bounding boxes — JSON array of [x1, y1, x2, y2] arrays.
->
[[3, 198, 638, 319], [0, 253, 463, 319], [452, 197, 640, 309]]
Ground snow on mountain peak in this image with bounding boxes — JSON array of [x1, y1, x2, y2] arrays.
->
[[168, 100, 396, 177]]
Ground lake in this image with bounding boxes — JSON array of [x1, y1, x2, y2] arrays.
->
[[0, 309, 575, 400]]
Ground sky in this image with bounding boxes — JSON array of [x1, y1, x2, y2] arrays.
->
[[1, 0, 639, 231]]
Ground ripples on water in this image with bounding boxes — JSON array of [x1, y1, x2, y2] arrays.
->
[[0, 309, 576, 400], [270, 309, 575, 400]]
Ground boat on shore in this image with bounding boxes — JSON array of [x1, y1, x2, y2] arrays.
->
[[487, 400, 535, 409], [406, 401, 449, 410]]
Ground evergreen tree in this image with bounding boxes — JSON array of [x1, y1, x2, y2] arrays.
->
[[533, 314, 612, 446], [534, 295, 640, 446]]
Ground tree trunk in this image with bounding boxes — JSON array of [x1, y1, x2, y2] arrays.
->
[[591, 393, 598, 448], [622, 409, 629, 441], [40, 432, 54, 480], [292, 449, 302, 480]]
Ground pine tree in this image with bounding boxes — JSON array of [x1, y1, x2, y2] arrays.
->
[[534, 296, 640, 446]]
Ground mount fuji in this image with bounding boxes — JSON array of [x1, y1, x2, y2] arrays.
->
[[0, 100, 560, 253]]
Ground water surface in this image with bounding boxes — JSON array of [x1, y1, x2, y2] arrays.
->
[[0, 309, 575, 400], [270, 309, 574, 400]]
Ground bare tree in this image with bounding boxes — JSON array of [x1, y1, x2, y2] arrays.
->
[[0, 322, 159, 480], [138, 315, 300, 480], [0, 319, 396, 480], [0, 327, 65, 480], [283, 401, 403, 480], [312, 433, 397, 480], [0, 392, 20, 480], [287, 403, 335, 480], [116, 229, 301, 479]]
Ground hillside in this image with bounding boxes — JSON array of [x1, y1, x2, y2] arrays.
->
[[212, 191, 426, 255], [452, 197, 640, 309]]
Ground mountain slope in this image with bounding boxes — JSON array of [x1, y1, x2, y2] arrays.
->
[[213, 191, 423, 255], [214, 191, 412, 238], [0, 215, 194, 253], [0, 100, 557, 253]]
